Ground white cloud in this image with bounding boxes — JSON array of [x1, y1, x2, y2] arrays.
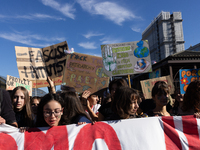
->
[[0, 31, 65, 47], [0, 13, 65, 21], [83, 31, 104, 39], [100, 37, 122, 44], [16, 13, 65, 21], [84, 52, 102, 57], [131, 26, 141, 33], [77, 0, 140, 25], [0, 14, 6, 18], [78, 42, 97, 49], [41, 0, 76, 19]]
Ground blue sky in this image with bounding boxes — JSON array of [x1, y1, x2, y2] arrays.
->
[[0, 0, 200, 92]]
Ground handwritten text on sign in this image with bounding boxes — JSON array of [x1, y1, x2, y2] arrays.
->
[[15, 41, 68, 80], [15, 47, 47, 80], [6, 75, 32, 96], [32, 76, 63, 88], [140, 75, 174, 99], [179, 69, 200, 94], [101, 40, 152, 77], [63, 53, 109, 93], [42, 41, 68, 78]]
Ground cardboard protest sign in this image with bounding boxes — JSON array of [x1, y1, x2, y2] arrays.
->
[[62, 53, 109, 93], [6, 75, 32, 96], [101, 40, 152, 77], [140, 75, 174, 99], [15, 41, 68, 81], [179, 69, 200, 94], [15, 46, 47, 80], [42, 41, 68, 78], [32, 76, 63, 88]]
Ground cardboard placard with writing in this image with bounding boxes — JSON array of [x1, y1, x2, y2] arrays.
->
[[6, 75, 32, 96], [140, 75, 174, 99], [15, 41, 68, 81], [32, 76, 63, 88], [42, 41, 68, 79], [63, 53, 109, 94], [101, 40, 152, 77], [179, 69, 200, 94], [15, 46, 47, 81]]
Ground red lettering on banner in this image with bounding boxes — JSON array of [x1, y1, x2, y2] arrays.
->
[[0, 133, 18, 150], [162, 116, 182, 150], [73, 122, 122, 150], [182, 115, 200, 149], [24, 126, 69, 150]]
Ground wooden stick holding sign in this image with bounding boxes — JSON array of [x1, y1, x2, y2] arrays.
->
[[128, 74, 131, 88]]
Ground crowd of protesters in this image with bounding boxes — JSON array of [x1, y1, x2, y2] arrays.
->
[[0, 77, 200, 131]]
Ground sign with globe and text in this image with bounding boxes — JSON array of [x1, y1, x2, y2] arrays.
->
[[101, 40, 152, 77]]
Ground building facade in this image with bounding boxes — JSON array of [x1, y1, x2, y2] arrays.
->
[[142, 11, 185, 62], [186, 43, 200, 52]]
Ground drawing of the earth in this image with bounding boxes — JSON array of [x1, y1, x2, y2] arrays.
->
[[137, 59, 147, 69], [134, 41, 149, 58]]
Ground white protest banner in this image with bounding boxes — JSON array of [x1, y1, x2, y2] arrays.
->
[[140, 75, 175, 99], [0, 116, 199, 150], [101, 40, 152, 77], [6, 75, 32, 96]]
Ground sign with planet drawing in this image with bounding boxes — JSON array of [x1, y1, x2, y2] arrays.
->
[[101, 40, 152, 77]]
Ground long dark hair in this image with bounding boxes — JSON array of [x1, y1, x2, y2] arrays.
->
[[112, 87, 140, 119], [182, 80, 200, 113], [36, 93, 66, 127], [61, 92, 91, 124], [11, 86, 33, 127]]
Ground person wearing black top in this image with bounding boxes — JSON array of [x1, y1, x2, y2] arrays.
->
[[98, 79, 128, 121], [0, 88, 17, 127]]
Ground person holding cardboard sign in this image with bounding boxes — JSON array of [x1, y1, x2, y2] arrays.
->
[[81, 90, 101, 122]]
